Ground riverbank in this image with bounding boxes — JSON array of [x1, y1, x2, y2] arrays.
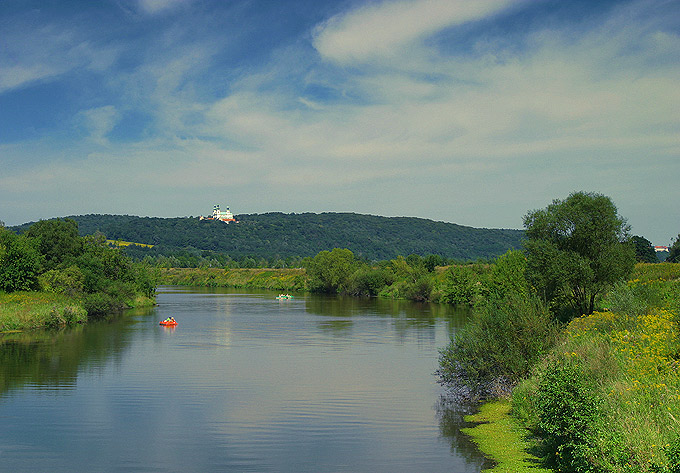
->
[[0, 291, 156, 332], [474, 263, 680, 472], [0, 292, 87, 331], [159, 267, 307, 292], [462, 401, 552, 473]]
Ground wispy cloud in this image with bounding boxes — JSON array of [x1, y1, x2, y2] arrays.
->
[[79, 106, 120, 145], [312, 0, 518, 64]]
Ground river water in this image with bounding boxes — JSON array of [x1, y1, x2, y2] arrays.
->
[[0, 287, 489, 472]]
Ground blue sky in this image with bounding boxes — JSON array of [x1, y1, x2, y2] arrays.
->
[[1, 0, 678, 245]]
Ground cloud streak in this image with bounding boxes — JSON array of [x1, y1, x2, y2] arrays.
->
[[313, 0, 519, 64]]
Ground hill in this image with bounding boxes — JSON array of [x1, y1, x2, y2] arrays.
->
[[13, 212, 525, 262]]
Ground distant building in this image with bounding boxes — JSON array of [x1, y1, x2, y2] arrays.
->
[[199, 204, 238, 223], [654, 246, 669, 253]]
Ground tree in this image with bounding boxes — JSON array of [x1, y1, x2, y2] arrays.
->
[[25, 219, 83, 271], [0, 228, 43, 292], [305, 248, 358, 293], [631, 235, 657, 263], [523, 192, 635, 318], [668, 234, 680, 263]]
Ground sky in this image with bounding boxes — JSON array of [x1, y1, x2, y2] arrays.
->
[[1, 0, 678, 245]]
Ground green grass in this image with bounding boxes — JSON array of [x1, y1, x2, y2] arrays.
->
[[462, 400, 553, 473], [0, 291, 87, 332]]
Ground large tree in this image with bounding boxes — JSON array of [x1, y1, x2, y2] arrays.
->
[[523, 191, 635, 318], [25, 218, 83, 271]]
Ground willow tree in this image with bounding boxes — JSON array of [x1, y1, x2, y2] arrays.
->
[[523, 191, 635, 318]]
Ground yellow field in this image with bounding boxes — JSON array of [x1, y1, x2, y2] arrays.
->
[[106, 239, 154, 248]]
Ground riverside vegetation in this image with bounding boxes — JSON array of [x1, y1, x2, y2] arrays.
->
[[438, 192, 680, 473], [1, 219, 157, 331]]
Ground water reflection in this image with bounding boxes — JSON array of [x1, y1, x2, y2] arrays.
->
[[305, 293, 472, 341], [0, 288, 486, 473], [0, 307, 151, 397]]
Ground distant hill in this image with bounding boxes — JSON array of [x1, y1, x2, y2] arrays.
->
[[13, 212, 525, 261]]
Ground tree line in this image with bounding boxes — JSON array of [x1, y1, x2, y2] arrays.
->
[[12, 212, 526, 262]]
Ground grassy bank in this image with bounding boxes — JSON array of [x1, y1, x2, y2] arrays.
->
[[462, 401, 552, 473], [0, 291, 156, 333], [159, 267, 307, 292], [0, 292, 87, 331]]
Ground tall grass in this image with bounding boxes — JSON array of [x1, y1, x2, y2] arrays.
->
[[0, 291, 87, 331]]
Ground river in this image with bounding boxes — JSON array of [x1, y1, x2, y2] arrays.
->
[[0, 287, 490, 472]]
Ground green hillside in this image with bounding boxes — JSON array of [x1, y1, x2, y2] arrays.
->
[[13, 212, 524, 262]]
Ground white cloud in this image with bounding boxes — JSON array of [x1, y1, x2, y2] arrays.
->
[[137, 0, 190, 15], [79, 106, 121, 145], [313, 0, 518, 64]]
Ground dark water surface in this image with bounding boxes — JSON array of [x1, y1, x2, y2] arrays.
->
[[0, 287, 488, 472]]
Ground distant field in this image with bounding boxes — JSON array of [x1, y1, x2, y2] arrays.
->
[[106, 239, 154, 248]]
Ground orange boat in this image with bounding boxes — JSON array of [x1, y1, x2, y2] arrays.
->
[[159, 318, 177, 326]]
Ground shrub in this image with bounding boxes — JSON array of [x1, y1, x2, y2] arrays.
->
[[535, 359, 601, 472], [438, 292, 558, 399], [38, 265, 85, 297], [345, 267, 393, 297]]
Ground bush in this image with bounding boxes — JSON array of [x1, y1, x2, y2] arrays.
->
[[38, 265, 85, 297], [438, 292, 558, 399], [345, 267, 394, 297], [83, 292, 120, 315], [535, 359, 601, 472]]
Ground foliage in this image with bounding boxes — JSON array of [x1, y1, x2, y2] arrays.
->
[[438, 265, 483, 305], [534, 358, 602, 472], [668, 234, 680, 263], [24, 218, 83, 271], [523, 191, 635, 318], [344, 266, 395, 297], [488, 250, 530, 300], [512, 267, 680, 473], [305, 248, 359, 293], [0, 227, 43, 292], [631, 235, 658, 263], [160, 267, 306, 291], [13, 212, 525, 263], [2, 220, 157, 321], [38, 265, 85, 298], [438, 292, 558, 399]]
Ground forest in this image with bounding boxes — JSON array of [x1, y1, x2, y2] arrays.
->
[[12, 212, 525, 263]]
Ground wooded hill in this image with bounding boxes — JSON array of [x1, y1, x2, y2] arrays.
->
[[13, 212, 525, 262]]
